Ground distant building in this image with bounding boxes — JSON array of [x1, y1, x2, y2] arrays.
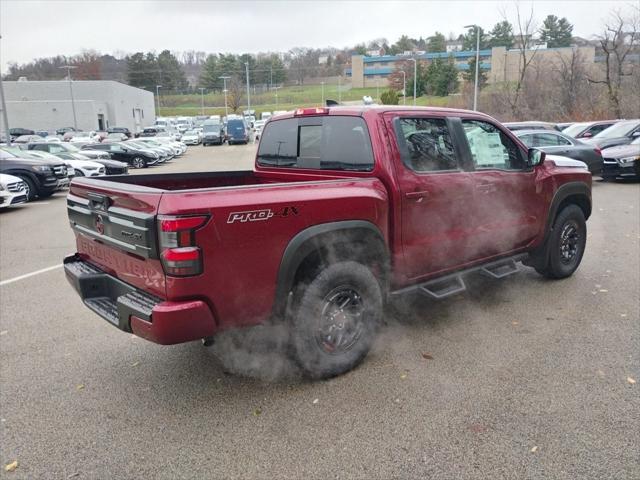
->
[[445, 40, 463, 53], [346, 45, 597, 88], [2, 80, 156, 133], [366, 48, 385, 57]]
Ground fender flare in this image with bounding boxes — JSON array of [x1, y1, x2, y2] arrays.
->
[[273, 220, 388, 318]]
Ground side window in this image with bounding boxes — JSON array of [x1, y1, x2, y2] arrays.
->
[[49, 145, 64, 154], [519, 134, 535, 148], [110, 145, 123, 152], [534, 133, 571, 146], [395, 117, 458, 172], [462, 120, 525, 170], [589, 124, 608, 135]]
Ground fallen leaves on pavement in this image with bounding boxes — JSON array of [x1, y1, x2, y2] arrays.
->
[[530, 446, 538, 453], [628, 377, 636, 385], [421, 352, 434, 360], [4, 461, 18, 472]]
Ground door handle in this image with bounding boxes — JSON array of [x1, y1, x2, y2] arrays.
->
[[405, 191, 429, 201], [476, 182, 496, 193]]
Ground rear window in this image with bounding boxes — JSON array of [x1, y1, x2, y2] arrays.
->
[[257, 116, 374, 171]]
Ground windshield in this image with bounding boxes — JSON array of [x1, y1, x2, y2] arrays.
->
[[593, 121, 639, 139], [184, 130, 197, 135], [203, 124, 221, 133]]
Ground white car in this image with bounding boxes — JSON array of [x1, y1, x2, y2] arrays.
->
[[69, 131, 100, 145], [0, 173, 28, 208], [150, 137, 187, 155], [44, 136, 62, 143], [181, 130, 201, 145], [253, 120, 266, 140]]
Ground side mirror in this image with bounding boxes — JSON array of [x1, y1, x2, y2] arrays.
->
[[581, 132, 592, 138], [527, 148, 546, 167]]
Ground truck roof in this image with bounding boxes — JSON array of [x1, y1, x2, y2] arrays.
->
[[270, 105, 494, 122]]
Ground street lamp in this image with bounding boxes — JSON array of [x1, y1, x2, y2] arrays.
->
[[244, 62, 251, 114], [155, 85, 162, 117], [199, 87, 205, 115], [0, 34, 10, 145], [464, 24, 481, 111], [321, 82, 325, 105], [410, 58, 417, 106], [219, 76, 230, 118], [60, 65, 78, 129], [400, 70, 406, 105]]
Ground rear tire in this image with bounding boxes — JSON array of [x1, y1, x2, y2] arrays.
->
[[290, 261, 383, 379], [534, 205, 586, 279]]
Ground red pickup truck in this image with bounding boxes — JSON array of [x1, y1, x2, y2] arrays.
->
[[64, 106, 592, 378]]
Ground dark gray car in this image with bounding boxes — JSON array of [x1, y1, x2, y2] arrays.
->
[[516, 130, 604, 174]]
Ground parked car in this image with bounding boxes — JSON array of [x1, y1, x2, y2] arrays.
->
[[0, 173, 28, 209], [44, 136, 63, 143], [63, 106, 592, 379], [226, 118, 249, 144], [56, 127, 77, 136], [0, 148, 67, 200], [253, 120, 266, 140], [125, 140, 172, 162], [103, 133, 129, 143], [130, 138, 177, 159], [554, 122, 574, 131], [35, 130, 49, 138], [13, 134, 46, 144], [515, 130, 604, 174], [181, 129, 201, 145], [82, 142, 159, 169], [141, 137, 186, 156], [9, 128, 35, 140], [140, 126, 164, 137], [27, 142, 110, 161], [68, 131, 101, 145], [503, 121, 557, 131], [601, 137, 640, 180], [27, 151, 105, 177], [202, 120, 224, 146], [562, 120, 619, 140], [583, 119, 640, 150], [107, 127, 132, 139]]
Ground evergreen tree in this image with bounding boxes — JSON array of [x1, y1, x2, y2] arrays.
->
[[462, 26, 490, 50], [380, 89, 399, 105], [127, 52, 157, 89], [427, 32, 446, 53], [157, 50, 187, 91], [199, 54, 219, 89], [540, 15, 574, 48], [488, 20, 514, 49], [462, 56, 488, 88], [394, 35, 416, 53], [425, 57, 459, 96]]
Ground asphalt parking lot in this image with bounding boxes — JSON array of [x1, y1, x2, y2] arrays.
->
[[0, 144, 638, 479]]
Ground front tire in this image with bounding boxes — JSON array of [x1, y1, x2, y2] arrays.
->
[[131, 157, 147, 169], [534, 205, 586, 279], [290, 261, 383, 379], [16, 176, 36, 201]]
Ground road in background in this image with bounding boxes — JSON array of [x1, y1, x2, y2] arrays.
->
[[1, 145, 638, 479]]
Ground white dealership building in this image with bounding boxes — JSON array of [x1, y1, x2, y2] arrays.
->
[[2, 80, 156, 133]]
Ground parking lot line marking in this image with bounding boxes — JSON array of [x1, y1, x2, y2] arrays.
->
[[0, 264, 62, 287]]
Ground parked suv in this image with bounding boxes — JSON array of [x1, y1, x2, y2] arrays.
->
[[0, 173, 28, 208], [0, 149, 67, 200], [82, 142, 159, 168]]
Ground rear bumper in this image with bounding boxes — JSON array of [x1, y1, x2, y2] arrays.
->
[[64, 254, 217, 344]]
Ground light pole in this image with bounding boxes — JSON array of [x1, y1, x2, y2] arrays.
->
[[219, 76, 230, 118], [376, 78, 380, 102], [410, 58, 417, 106], [464, 24, 481, 111], [155, 85, 162, 117], [400, 70, 406, 105], [60, 65, 78, 129], [199, 87, 205, 115], [321, 82, 325, 105], [0, 34, 10, 145], [244, 62, 251, 114]]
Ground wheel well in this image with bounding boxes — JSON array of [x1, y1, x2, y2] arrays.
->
[[557, 194, 591, 220]]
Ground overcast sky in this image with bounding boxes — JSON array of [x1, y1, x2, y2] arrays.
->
[[0, 0, 633, 71]]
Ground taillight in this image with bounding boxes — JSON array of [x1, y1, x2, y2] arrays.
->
[[158, 215, 208, 276], [294, 107, 330, 116]]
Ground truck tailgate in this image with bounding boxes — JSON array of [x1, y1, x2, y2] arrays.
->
[[67, 180, 166, 298]]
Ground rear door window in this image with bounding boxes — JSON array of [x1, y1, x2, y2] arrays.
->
[[258, 116, 374, 171]]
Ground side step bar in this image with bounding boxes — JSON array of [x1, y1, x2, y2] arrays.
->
[[391, 254, 527, 300]]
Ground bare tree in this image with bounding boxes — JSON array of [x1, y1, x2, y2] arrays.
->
[[553, 49, 591, 119], [589, 9, 640, 118], [500, 4, 539, 117], [227, 76, 245, 113]]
